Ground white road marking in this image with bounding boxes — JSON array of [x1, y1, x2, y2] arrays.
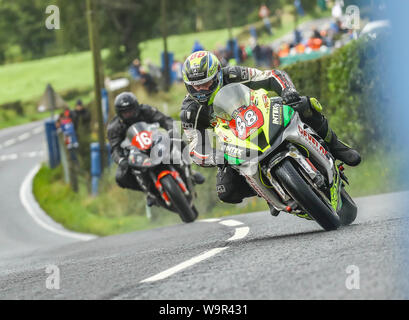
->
[[3, 139, 16, 147], [200, 218, 222, 222], [0, 153, 18, 161], [18, 132, 30, 141], [140, 247, 229, 283], [0, 126, 42, 149], [227, 227, 250, 241], [0, 151, 44, 161], [138, 219, 249, 284], [22, 151, 44, 158], [19, 164, 96, 241], [26, 152, 38, 158], [219, 219, 244, 227], [32, 127, 44, 134]]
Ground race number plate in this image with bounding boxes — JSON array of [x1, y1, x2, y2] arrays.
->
[[131, 131, 153, 150], [230, 105, 264, 140]]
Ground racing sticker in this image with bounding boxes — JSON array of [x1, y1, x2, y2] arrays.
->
[[132, 131, 153, 150], [224, 144, 244, 158], [230, 105, 264, 140], [189, 51, 206, 60], [297, 125, 328, 158], [241, 68, 249, 81], [271, 104, 283, 125]]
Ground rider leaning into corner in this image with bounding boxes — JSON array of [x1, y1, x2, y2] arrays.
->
[[107, 92, 205, 207], [180, 50, 361, 214]]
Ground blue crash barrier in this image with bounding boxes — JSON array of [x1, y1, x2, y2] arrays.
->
[[90, 142, 112, 195], [44, 119, 60, 168]]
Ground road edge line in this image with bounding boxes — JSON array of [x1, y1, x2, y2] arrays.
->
[[19, 163, 97, 241]]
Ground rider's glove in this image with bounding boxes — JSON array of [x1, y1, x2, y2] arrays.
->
[[281, 88, 300, 105], [190, 150, 215, 167], [180, 107, 198, 131], [290, 96, 314, 116]]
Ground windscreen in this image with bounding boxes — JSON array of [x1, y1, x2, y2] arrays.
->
[[213, 83, 251, 120], [126, 122, 159, 142], [121, 122, 160, 149]]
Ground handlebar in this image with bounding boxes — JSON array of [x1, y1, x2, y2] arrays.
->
[[286, 96, 309, 106], [270, 96, 308, 108]]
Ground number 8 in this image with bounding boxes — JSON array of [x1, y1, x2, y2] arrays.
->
[[245, 110, 257, 126]]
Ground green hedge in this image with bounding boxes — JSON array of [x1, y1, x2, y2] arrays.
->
[[284, 36, 389, 155]]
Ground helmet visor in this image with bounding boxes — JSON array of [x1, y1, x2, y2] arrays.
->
[[119, 108, 139, 121], [191, 79, 214, 92]]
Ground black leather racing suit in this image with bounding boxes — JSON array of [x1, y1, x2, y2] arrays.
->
[[107, 104, 174, 191], [180, 66, 330, 204]]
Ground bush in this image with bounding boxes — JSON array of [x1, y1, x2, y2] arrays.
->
[[284, 36, 389, 155]]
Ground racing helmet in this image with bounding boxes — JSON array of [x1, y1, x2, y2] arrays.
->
[[182, 51, 223, 104], [114, 92, 141, 124]]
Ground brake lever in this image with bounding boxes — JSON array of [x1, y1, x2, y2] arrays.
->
[[285, 98, 303, 107], [285, 96, 309, 114]]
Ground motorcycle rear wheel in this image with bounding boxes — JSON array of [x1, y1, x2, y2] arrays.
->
[[161, 175, 198, 223], [275, 159, 341, 231]]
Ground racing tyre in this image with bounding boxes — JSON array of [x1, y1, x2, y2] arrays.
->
[[338, 187, 358, 226], [161, 175, 197, 223], [275, 159, 341, 231]]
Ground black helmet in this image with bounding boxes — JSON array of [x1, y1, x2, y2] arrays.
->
[[114, 92, 140, 123]]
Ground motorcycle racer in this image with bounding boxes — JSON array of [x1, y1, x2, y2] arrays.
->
[[180, 50, 361, 206], [107, 92, 204, 206]]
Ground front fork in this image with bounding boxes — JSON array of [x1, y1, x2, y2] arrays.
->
[[150, 166, 190, 207], [260, 143, 340, 214]]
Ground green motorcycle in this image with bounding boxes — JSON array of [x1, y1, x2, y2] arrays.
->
[[212, 83, 357, 231]]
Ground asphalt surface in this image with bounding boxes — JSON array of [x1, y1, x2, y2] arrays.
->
[[0, 121, 79, 258], [0, 121, 408, 300]]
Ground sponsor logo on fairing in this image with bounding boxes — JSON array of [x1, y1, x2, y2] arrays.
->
[[241, 68, 249, 80], [297, 125, 328, 157], [225, 145, 243, 158], [272, 105, 282, 125]]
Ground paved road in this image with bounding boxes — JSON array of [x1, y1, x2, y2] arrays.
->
[[0, 121, 81, 259], [0, 122, 408, 300]]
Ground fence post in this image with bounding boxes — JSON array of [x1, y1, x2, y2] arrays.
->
[[101, 88, 109, 124], [44, 119, 60, 169], [90, 142, 112, 195], [57, 130, 70, 183], [68, 148, 79, 193], [90, 142, 102, 196]]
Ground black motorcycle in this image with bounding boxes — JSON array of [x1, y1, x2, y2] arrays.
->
[[121, 122, 199, 223]]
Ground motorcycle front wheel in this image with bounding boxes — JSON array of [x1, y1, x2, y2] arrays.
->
[[160, 175, 198, 223], [275, 159, 341, 231], [338, 186, 358, 226]]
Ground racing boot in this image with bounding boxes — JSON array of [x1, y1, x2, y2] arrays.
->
[[192, 171, 205, 185], [146, 193, 158, 207], [268, 203, 280, 216], [326, 130, 361, 167], [301, 98, 361, 167]]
